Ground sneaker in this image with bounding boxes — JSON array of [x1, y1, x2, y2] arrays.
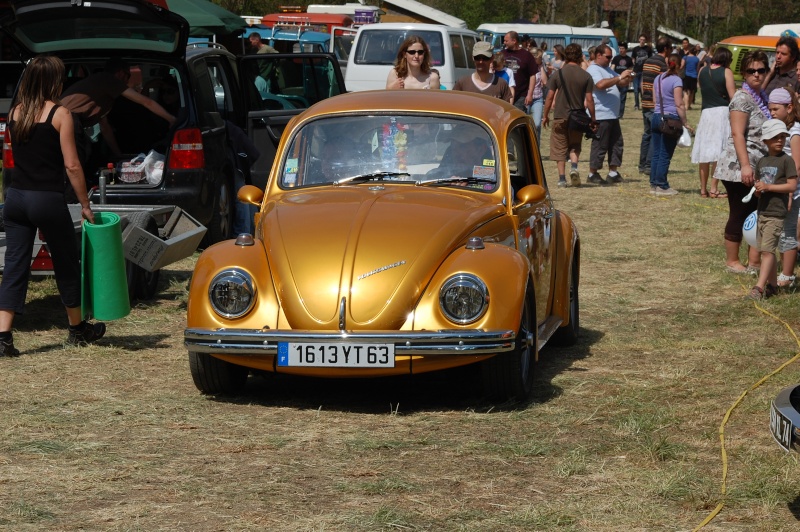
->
[[654, 187, 679, 196], [0, 339, 20, 357], [557, 179, 567, 188], [67, 321, 106, 346], [649, 186, 657, 194], [639, 167, 651, 175], [587, 172, 607, 186], [607, 173, 623, 184], [568, 168, 581, 187]]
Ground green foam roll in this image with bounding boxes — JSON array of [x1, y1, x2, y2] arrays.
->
[[81, 212, 130, 321]]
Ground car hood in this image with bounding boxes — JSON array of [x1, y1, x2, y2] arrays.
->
[[0, 0, 188, 60], [261, 187, 505, 329]]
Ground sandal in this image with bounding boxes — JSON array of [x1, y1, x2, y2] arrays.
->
[[765, 283, 779, 298], [701, 190, 710, 198], [725, 264, 748, 274], [747, 286, 764, 300], [709, 190, 728, 199], [777, 273, 796, 289]]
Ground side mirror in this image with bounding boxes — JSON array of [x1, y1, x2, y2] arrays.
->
[[237, 184, 264, 206], [514, 184, 546, 207]]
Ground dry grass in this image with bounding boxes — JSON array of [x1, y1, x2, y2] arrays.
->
[[2, 100, 800, 531]]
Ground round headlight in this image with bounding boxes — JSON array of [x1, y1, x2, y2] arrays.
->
[[209, 269, 257, 318], [439, 274, 489, 324]]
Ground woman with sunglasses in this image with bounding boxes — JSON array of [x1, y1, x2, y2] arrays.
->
[[714, 50, 771, 274], [386, 36, 440, 90]]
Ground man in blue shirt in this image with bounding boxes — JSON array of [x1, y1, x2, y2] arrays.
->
[[586, 43, 632, 185]]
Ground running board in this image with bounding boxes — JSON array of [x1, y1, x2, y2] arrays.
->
[[538, 316, 564, 350]]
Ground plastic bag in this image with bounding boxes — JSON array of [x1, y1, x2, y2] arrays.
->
[[678, 127, 692, 148], [142, 149, 165, 184]]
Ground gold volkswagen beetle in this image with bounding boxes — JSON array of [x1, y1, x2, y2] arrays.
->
[[184, 90, 580, 402]]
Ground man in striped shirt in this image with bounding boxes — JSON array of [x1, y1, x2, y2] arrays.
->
[[638, 37, 670, 174]]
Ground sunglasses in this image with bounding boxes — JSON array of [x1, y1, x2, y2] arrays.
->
[[406, 49, 425, 56], [473, 56, 490, 61], [604, 55, 613, 59], [746, 67, 767, 75]]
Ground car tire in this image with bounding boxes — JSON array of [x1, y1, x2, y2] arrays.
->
[[188, 351, 248, 395], [482, 286, 536, 402], [205, 176, 234, 245], [551, 258, 579, 346], [121, 211, 161, 301]]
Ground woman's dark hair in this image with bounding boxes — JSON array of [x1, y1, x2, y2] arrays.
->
[[665, 53, 681, 76], [740, 50, 769, 78], [394, 36, 432, 78], [711, 47, 732, 68], [553, 44, 565, 60], [13, 55, 65, 143]]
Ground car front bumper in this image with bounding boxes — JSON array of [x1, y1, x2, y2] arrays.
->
[[184, 328, 518, 356]]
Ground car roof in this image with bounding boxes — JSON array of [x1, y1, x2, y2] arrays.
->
[[297, 90, 527, 135]]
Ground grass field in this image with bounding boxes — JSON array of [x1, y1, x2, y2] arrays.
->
[[1, 99, 800, 531]]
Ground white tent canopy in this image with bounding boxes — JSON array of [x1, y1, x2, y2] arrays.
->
[[657, 25, 702, 48]]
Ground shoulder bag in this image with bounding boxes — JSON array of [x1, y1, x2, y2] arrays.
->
[[657, 74, 683, 138], [558, 68, 594, 135]]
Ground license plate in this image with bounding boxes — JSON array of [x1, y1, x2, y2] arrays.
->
[[277, 342, 395, 368], [770, 401, 794, 452]]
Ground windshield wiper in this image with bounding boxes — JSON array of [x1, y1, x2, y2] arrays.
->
[[334, 171, 411, 185], [416, 176, 496, 187]]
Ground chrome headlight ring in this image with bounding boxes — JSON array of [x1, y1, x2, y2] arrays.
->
[[209, 269, 257, 319], [439, 274, 489, 325]]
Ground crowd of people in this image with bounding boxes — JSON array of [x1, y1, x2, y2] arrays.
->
[[383, 31, 800, 299]]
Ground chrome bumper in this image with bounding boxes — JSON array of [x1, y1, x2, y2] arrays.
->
[[184, 328, 517, 356]]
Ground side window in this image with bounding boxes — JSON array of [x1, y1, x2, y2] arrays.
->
[[507, 126, 536, 194], [450, 34, 467, 69], [205, 58, 234, 118], [462, 35, 477, 69], [191, 59, 219, 127]]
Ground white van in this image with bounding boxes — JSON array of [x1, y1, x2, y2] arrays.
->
[[344, 23, 479, 91], [569, 27, 619, 56]]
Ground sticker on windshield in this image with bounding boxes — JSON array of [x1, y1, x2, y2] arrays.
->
[[482, 159, 495, 167], [472, 166, 496, 179], [285, 158, 298, 174]]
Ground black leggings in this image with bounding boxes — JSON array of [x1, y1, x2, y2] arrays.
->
[[722, 180, 757, 243], [0, 188, 81, 314]]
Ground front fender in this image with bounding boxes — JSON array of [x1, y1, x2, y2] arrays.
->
[[412, 242, 530, 332], [186, 240, 282, 330]]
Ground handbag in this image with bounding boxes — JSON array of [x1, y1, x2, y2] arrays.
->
[[657, 75, 683, 138], [558, 69, 595, 135]]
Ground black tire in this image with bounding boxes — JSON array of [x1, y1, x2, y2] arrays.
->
[[121, 211, 161, 301], [188, 351, 248, 395], [482, 287, 537, 402], [551, 259, 580, 346], [205, 176, 234, 245]]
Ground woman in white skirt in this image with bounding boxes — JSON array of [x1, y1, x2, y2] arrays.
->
[[692, 47, 736, 198]]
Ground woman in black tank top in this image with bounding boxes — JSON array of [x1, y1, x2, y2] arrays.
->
[[0, 55, 106, 357]]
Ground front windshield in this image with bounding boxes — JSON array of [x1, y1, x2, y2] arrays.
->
[[279, 115, 498, 190]]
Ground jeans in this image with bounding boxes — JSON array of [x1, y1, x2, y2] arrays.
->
[[649, 113, 679, 189], [618, 86, 628, 119], [233, 169, 257, 235], [638, 109, 654, 171], [632, 73, 642, 108], [530, 96, 544, 141]]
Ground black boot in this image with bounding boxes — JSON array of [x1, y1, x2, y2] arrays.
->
[[0, 338, 20, 357]]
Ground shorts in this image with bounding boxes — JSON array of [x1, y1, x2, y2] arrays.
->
[[757, 215, 784, 254], [549, 118, 584, 162], [683, 76, 697, 92]]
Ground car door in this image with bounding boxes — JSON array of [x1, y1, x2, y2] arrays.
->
[[238, 53, 345, 190], [507, 124, 555, 323]]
